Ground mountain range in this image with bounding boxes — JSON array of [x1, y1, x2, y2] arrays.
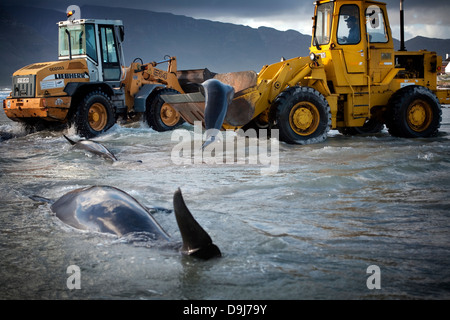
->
[[1, 4, 449, 87]]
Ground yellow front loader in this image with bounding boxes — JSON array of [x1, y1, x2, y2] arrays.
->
[[2, 6, 213, 138], [163, 0, 450, 144]]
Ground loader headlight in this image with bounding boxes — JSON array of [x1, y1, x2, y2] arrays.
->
[[310, 53, 317, 61]]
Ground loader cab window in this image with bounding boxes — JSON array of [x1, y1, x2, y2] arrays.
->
[[337, 5, 361, 45], [365, 5, 389, 43], [99, 25, 121, 81], [314, 2, 334, 46], [58, 24, 97, 62], [85, 24, 98, 62]]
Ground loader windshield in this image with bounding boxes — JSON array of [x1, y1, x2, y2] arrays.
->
[[314, 2, 333, 45], [59, 24, 98, 62]]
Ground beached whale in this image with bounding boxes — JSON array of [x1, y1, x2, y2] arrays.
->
[[31, 186, 221, 260], [63, 135, 118, 161]]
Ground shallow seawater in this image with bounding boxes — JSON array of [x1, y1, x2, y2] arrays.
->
[[1, 90, 450, 299]]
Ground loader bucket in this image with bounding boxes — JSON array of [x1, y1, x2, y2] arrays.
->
[[176, 68, 217, 93], [161, 70, 258, 131]]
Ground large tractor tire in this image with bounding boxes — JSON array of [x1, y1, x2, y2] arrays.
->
[[273, 86, 331, 145], [145, 88, 184, 132], [75, 91, 116, 138], [386, 85, 441, 138]]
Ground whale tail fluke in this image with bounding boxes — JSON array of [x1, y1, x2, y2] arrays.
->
[[173, 188, 221, 260], [201, 79, 234, 150]]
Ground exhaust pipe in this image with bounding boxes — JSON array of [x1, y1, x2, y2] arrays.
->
[[399, 0, 406, 51]]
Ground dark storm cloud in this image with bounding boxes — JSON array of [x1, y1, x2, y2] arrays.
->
[[384, 0, 449, 24], [10, 0, 449, 19], [8, 0, 307, 16], [159, 0, 450, 24], [7, 0, 450, 38]]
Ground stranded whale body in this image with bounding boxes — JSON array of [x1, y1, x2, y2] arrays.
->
[[32, 186, 221, 260], [63, 135, 118, 161]]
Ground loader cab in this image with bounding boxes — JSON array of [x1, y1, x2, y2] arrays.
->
[[311, 0, 394, 86], [58, 19, 126, 84]]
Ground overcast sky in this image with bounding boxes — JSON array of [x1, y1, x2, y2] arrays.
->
[[5, 0, 450, 40]]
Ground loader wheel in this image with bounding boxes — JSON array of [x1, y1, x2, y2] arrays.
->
[[273, 86, 331, 144], [386, 85, 441, 138], [75, 91, 116, 138], [145, 88, 184, 132]]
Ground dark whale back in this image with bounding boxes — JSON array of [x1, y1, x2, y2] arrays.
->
[[47, 185, 221, 260], [51, 186, 170, 240]]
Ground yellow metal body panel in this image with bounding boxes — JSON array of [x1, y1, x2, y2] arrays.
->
[[3, 96, 71, 121], [15, 59, 89, 98], [3, 98, 45, 119], [5, 59, 89, 121], [436, 90, 450, 105]]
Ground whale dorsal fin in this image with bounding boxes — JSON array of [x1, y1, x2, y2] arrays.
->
[[173, 188, 221, 260], [29, 195, 55, 205], [63, 135, 77, 145]]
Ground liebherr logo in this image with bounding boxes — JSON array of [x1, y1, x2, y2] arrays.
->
[[54, 72, 89, 79], [42, 73, 89, 82]]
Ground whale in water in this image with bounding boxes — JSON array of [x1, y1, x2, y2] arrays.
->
[[63, 135, 118, 161], [32, 186, 221, 260]]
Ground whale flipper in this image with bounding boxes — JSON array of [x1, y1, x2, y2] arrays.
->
[[173, 188, 221, 260]]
